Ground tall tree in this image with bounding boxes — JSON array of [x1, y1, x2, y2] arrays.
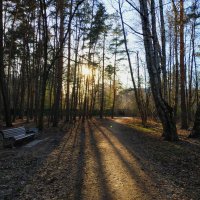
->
[[172, 0, 179, 119], [159, 0, 167, 99], [86, 2, 107, 119], [38, 0, 49, 130], [53, 0, 64, 127], [66, 0, 73, 122], [0, 0, 12, 127], [119, 0, 148, 126], [180, 0, 188, 129], [138, 0, 178, 141], [100, 32, 106, 119], [108, 22, 125, 119]]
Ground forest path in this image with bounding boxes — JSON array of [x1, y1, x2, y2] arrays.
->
[[2, 118, 199, 199], [80, 119, 165, 200], [18, 118, 165, 200]]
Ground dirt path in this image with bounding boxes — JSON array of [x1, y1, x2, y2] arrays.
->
[[1, 118, 200, 200], [16, 119, 163, 200], [83, 120, 165, 200]]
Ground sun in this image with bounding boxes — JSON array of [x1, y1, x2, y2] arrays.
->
[[82, 66, 90, 76]]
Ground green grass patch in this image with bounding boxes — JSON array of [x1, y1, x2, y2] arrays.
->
[[127, 123, 156, 133]]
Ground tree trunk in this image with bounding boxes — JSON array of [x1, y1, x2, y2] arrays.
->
[[38, 0, 49, 130], [0, 0, 12, 127], [159, 0, 167, 100], [188, 22, 195, 122], [180, 0, 188, 129], [66, 0, 73, 122], [111, 48, 117, 119], [119, 0, 147, 126], [189, 104, 200, 138], [139, 0, 178, 141], [100, 33, 106, 119], [172, 0, 179, 119], [53, 0, 64, 127]]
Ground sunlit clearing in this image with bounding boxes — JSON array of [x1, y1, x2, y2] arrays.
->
[[82, 66, 90, 76]]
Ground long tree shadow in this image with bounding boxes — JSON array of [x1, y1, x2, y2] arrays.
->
[[74, 121, 86, 200], [102, 118, 200, 155], [24, 120, 86, 200], [31, 120, 86, 200], [0, 121, 79, 199], [56, 121, 81, 167], [87, 121, 113, 200], [90, 120, 159, 199], [96, 118, 200, 200]]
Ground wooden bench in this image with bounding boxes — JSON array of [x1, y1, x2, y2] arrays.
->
[[0, 126, 37, 148]]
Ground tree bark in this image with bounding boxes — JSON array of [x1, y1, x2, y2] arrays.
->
[[66, 0, 73, 122], [0, 0, 12, 127], [180, 0, 188, 129], [159, 0, 167, 100], [139, 0, 178, 141], [100, 33, 106, 119], [119, 0, 147, 126], [53, 0, 64, 127], [189, 104, 200, 138], [111, 47, 117, 119], [38, 0, 49, 130], [172, 0, 179, 119]]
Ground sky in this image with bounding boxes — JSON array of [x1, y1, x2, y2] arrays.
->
[[101, 0, 144, 88], [102, 0, 200, 89]]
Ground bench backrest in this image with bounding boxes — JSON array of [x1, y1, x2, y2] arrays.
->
[[1, 127, 26, 139]]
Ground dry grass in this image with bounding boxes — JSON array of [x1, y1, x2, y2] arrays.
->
[[112, 117, 191, 138]]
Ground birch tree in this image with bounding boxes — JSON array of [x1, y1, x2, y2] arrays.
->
[[138, 0, 179, 141]]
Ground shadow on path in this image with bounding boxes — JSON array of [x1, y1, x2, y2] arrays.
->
[[88, 121, 112, 200], [90, 120, 160, 199], [95, 118, 200, 200], [74, 122, 86, 200]]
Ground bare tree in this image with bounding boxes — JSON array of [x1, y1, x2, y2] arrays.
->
[[0, 0, 12, 127], [179, 0, 188, 129], [53, 0, 64, 127], [159, 0, 167, 100], [138, 0, 178, 141], [118, 0, 148, 127]]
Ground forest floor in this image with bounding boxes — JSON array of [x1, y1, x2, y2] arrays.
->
[[0, 117, 200, 200]]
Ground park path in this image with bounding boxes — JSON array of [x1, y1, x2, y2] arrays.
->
[[81, 119, 165, 200], [16, 118, 170, 200], [2, 118, 199, 199]]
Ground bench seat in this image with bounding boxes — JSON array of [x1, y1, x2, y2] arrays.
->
[[0, 126, 36, 148], [14, 133, 34, 140]]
